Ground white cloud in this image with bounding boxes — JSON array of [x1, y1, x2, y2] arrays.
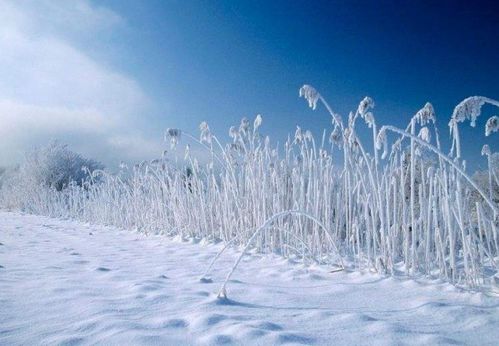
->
[[0, 0, 161, 167], [0, 0, 123, 40]]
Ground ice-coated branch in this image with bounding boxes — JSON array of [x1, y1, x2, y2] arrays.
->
[[217, 210, 343, 299], [381, 125, 498, 214]]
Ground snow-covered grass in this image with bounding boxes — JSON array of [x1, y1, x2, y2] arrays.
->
[[1, 86, 498, 291], [1, 211, 498, 345]]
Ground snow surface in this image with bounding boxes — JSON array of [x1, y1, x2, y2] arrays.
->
[[1, 211, 498, 345]]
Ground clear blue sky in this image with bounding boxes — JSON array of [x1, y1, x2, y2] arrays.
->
[[1, 0, 497, 169]]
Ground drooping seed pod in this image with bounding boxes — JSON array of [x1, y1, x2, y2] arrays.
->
[[299, 84, 320, 110]]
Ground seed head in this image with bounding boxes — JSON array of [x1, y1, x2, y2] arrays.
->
[[239, 117, 250, 133], [199, 121, 212, 144], [357, 96, 374, 117], [415, 103, 435, 126], [254, 114, 263, 131], [165, 128, 181, 148], [418, 127, 431, 143], [481, 144, 491, 156], [299, 84, 320, 110], [485, 116, 499, 136], [451, 96, 487, 127]]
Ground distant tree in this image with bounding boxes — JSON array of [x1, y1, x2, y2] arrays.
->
[[0, 167, 6, 188], [13, 141, 104, 191]]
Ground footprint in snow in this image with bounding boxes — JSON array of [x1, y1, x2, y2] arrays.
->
[[162, 319, 189, 328], [96, 267, 111, 272], [210, 335, 233, 344], [276, 333, 316, 345], [203, 313, 227, 326], [45, 265, 63, 270], [194, 290, 210, 297], [252, 321, 283, 331], [136, 283, 159, 292], [309, 273, 326, 280]]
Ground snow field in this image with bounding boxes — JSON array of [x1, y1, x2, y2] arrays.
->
[[1, 211, 498, 345]]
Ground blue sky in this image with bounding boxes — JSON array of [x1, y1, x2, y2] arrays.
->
[[1, 0, 497, 169]]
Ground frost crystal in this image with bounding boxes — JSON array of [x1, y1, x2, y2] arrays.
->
[[299, 85, 320, 110], [376, 127, 388, 159], [165, 128, 181, 148], [391, 140, 402, 153], [481, 144, 491, 156], [199, 121, 209, 132], [199, 121, 212, 144], [254, 114, 263, 131], [415, 103, 435, 125], [229, 126, 238, 140], [294, 126, 303, 143], [331, 113, 343, 128], [357, 96, 374, 117], [375, 127, 386, 150], [418, 127, 431, 143], [229, 143, 243, 153], [239, 117, 250, 133], [485, 116, 499, 136], [451, 96, 487, 127], [364, 112, 374, 128], [304, 130, 313, 141], [329, 127, 342, 145]]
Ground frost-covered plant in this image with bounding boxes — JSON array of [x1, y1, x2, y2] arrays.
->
[[299, 85, 320, 110], [415, 102, 435, 125], [485, 116, 499, 136], [449, 96, 499, 158], [0, 141, 103, 212], [1, 87, 498, 292], [199, 121, 212, 144], [15, 141, 101, 190], [165, 128, 182, 149]]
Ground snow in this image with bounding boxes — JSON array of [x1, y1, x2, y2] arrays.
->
[[1, 211, 498, 345]]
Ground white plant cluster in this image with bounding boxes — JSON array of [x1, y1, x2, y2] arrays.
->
[[1, 87, 498, 290], [0, 141, 103, 212]]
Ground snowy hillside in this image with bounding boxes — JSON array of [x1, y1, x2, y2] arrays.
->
[[1, 211, 498, 345]]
